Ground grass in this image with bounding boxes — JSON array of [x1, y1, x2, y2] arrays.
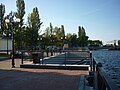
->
[[0, 53, 10, 58]]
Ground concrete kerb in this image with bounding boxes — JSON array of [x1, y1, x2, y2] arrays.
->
[[20, 64, 89, 70]]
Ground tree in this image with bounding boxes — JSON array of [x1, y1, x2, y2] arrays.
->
[[78, 26, 88, 47], [61, 25, 65, 39], [27, 7, 42, 50], [53, 26, 61, 46], [0, 3, 5, 36], [15, 0, 25, 50], [88, 40, 103, 47], [70, 33, 77, 47], [44, 27, 50, 38], [22, 26, 31, 49], [16, 0, 25, 26], [66, 33, 72, 47], [44, 25, 66, 47], [78, 26, 82, 39], [50, 22, 53, 34], [44, 27, 51, 47], [60, 25, 65, 48]]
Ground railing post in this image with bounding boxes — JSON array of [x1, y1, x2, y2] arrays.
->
[[65, 51, 66, 66], [90, 52, 92, 71], [96, 63, 104, 90], [93, 58, 95, 71], [41, 51, 44, 65]]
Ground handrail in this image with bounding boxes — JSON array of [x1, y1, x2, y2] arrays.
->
[[93, 59, 119, 90], [21, 50, 92, 67]]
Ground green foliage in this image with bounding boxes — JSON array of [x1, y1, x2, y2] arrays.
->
[[0, 53, 9, 58], [0, 3, 5, 35], [78, 26, 89, 47], [66, 33, 72, 39], [66, 33, 72, 47], [1, 0, 103, 50], [15, 0, 25, 25], [44, 27, 50, 38], [88, 40, 103, 47], [70, 33, 77, 47], [54, 26, 60, 39], [26, 7, 42, 50], [44, 25, 90, 48], [61, 25, 65, 39], [44, 24, 66, 47], [50, 22, 53, 34], [15, 0, 25, 50], [28, 7, 41, 30], [22, 26, 32, 49]]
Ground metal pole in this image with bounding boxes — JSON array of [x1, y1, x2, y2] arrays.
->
[[7, 24, 9, 55], [90, 52, 92, 71], [65, 52, 66, 66], [7, 35, 8, 55], [51, 35, 53, 56], [20, 23, 22, 52], [12, 23, 15, 68], [93, 58, 95, 71]]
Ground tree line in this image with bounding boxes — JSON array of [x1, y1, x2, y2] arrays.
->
[[43, 24, 89, 48], [0, 0, 103, 51]]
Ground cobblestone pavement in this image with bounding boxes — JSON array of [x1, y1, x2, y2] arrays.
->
[[0, 59, 89, 90]]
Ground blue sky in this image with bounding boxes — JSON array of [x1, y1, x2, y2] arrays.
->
[[1, 0, 120, 44]]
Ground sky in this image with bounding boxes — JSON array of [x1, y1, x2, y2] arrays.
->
[[1, 0, 120, 44]]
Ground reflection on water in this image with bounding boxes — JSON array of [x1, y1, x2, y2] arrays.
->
[[92, 50, 120, 88]]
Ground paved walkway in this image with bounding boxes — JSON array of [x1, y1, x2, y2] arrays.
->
[[0, 59, 89, 90]]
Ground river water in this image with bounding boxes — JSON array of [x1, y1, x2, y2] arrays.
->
[[92, 50, 120, 88]]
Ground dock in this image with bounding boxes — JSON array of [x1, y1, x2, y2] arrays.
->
[[1, 50, 119, 90]]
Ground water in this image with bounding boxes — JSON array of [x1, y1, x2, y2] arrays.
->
[[92, 50, 120, 88]]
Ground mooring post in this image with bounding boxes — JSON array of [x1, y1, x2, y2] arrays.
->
[[21, 51, 23, 64], [90, 51, 92, 71], [93, 58, 95, 71]]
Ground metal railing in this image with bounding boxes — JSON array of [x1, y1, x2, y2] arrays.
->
[[20, 50, 120, 90], [21, 50, 92, 67], [92, 59, 119, 90]]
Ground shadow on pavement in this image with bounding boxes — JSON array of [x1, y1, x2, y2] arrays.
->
[[0, 68, 86, 90], [0, 58, 10, 61]]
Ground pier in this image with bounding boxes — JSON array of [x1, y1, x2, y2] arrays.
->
[[0, 50, 120, 90]]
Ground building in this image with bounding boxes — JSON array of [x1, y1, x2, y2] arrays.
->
[[0, 37, 12, 51]]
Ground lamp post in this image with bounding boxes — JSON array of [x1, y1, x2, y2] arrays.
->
[[5, 18, 9, 55], [5, 12, 20, 68], [61, 36, 66, 50], [61, 37, 63, 50]]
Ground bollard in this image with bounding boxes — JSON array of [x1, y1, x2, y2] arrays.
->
[[93, 58, 95, 71], [90, 52, 92, 71], [21, 52, 23, 64]]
